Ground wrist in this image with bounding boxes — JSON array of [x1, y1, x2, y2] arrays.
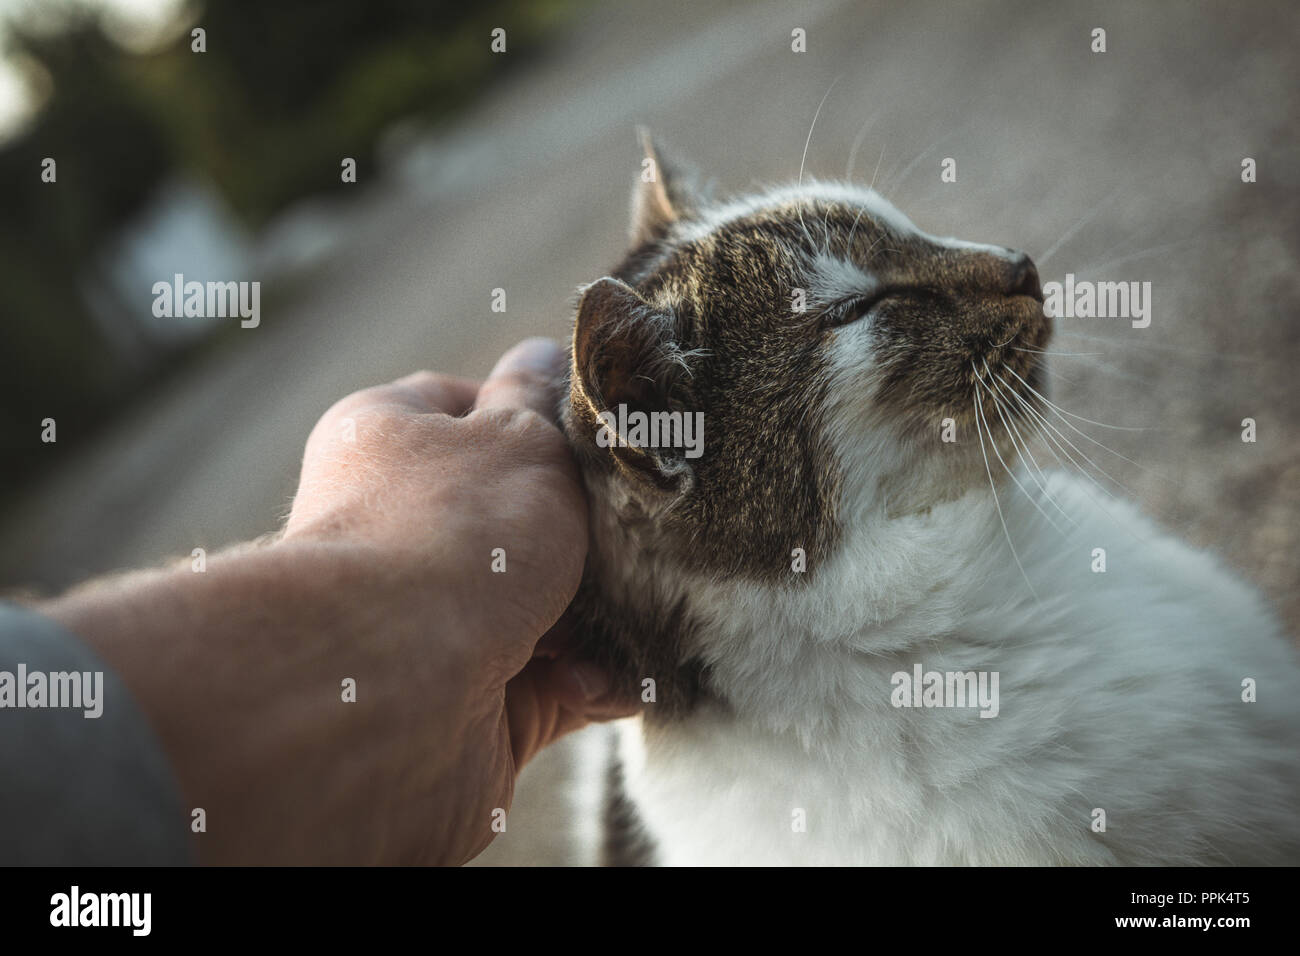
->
[[37, 541, 376, 859]]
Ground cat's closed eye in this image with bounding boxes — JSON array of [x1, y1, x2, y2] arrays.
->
[[821, 289, 897, 329]]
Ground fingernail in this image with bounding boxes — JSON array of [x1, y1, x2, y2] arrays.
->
[[569, 661, 610, 700]]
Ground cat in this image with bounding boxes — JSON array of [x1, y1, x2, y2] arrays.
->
[[560, 131, 1300, 866]]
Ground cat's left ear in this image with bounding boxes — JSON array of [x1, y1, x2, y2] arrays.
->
[[569, 276, 696, 495], [630, 128, 701, 246]]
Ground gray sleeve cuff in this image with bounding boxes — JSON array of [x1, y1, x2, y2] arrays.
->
[[0, 602, 192, 865]]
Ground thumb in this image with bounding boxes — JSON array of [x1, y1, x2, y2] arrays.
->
[[473, 338, 567, 420]]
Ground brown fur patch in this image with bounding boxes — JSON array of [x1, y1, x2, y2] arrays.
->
[[563, 173, 1049, 717]]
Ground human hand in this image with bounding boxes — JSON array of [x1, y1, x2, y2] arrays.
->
[[278, 336, 637, 862], [45, 338, 635, 865]]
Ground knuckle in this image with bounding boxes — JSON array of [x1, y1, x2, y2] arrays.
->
[[480, 367, 559, 407], [496, 367, 550, 393], [321, 385, 400, 422], [394, 369, 441, 390], [474, 405, 555, 440], [391, 371, 455, 408]]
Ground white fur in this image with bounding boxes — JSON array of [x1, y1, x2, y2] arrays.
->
[[675, 179, 919, 246], [614, 467, 1300, 865], [587, 181, 1300, 865]]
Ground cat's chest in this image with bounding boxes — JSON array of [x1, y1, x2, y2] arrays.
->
[[615, 703, 1084, 866]]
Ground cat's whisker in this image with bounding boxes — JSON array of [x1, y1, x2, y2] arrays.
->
[[1002, 363, 1153, 433], [879, 124, 963, 196], [845, 203, 871, 255], [847, 227, 891, 270], [1053, 327, 1271, 365], [796, 77, 841, 255], [988, 395, 1071, 536], [999, 375, 1128, 487], [1000, 382, 1155, 545], [822, 196, 838, 258], [983, 364, 1078, 530], [867, 142, 886, 193], [979, 366, 1059, 516], [998, 373, 1146, 507], [868, 249, 905, 273], [1044, 353, 1229, 403], [1013, 394, 1085, 487], [880, 105, 984, 196], [1009, 345, 1105, 357], [1009, 342, 1200, 393], [844, 146, 889, 254], [972, 373, 1041, 603], [843, 110, 882, 182], [1004, 348, 1117, 387], [1035, 182, 1131, 268], [1001, 367, 1172, 484], [1068, 235, 1209, 278], [991, 328, 1019, 348], [996, 376, 1112, 491], [1039, 362, 1081, 388]]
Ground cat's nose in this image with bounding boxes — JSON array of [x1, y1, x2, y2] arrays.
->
[[1003, 251, 1042, 301]]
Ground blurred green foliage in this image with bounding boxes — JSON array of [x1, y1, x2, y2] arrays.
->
[[0, 0, 583, 499]]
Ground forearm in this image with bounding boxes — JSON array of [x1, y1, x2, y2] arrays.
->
[[38, 540, 450, 864]]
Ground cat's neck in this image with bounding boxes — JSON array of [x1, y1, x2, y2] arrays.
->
[[577, 471, 1010, 735]]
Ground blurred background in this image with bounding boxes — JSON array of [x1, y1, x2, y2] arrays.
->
[[0, 0, 1296, 864]]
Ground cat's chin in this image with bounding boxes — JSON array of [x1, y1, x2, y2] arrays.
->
[[977, 294, 1052, 382], [875, 447, 1010, 519]]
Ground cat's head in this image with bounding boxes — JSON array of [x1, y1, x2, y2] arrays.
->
[[564, 132, 1051, 584]]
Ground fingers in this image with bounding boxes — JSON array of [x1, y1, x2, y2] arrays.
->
[[385, 371, 481, 417], [342, 338, 566, 424], [504, 656, 640, 770], [531, 609, 577, 660], [473, 338, 567, 420], [318, 373, 481, 433], [552, 659, 641, 720]]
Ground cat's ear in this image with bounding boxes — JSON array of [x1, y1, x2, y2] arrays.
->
[[570, 276, 695, 494], [630, 128, 700, 246]]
